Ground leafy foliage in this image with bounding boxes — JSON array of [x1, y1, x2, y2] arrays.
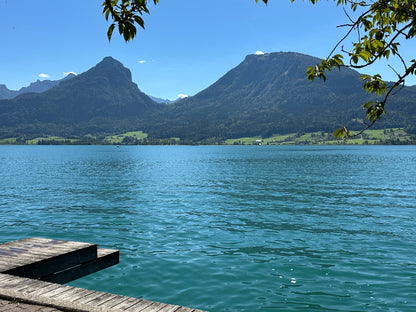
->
[[102, 0, 159, 41], [300, 0, 416, 139]]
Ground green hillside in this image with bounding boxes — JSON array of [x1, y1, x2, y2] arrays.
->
[[0, 57, 163, 139], [144, 52, 416, 141], [0, 53, 415, 144]]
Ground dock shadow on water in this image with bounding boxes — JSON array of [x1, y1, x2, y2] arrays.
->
[[1, 145, 415, 311]]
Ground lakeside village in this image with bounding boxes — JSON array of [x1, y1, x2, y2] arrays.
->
[[1, 128, 416, 146]]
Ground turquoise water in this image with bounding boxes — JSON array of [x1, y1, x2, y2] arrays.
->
[[1, 145, 415, 311]]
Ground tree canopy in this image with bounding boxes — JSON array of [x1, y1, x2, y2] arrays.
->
[[103, 0, 416, 139], [102, 0, 159, 42], [300, 0, 416, 138]]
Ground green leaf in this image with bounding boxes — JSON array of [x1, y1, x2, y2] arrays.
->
[[358, 50, 371, 62], [351, 55, 359, 64], [104, 8, 111, 20], [333, 127, 350, 139], [107, 23, 115, 41]]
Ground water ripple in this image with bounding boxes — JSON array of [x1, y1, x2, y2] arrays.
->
[[1, 145, 415, 312]]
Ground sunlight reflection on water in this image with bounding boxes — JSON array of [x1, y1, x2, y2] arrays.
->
[[1, 145, 415, 312]]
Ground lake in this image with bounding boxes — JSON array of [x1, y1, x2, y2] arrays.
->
[[0, 145, 415, 311]]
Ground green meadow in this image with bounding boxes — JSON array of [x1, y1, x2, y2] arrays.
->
[[1, 128, 415, 145], [224, 128, 416, 145], [103, 131, 148, 144]]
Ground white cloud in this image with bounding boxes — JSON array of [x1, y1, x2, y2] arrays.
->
[[255, 51, 265, 55], [139, 60, 146, 64], [38, 73, 50, 78], [177, 93, 188, 99], [63, 71, 77, 76]]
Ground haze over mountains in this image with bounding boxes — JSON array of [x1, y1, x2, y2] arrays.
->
[[0, 74, 76, 100], [1, 52, 415, 142]]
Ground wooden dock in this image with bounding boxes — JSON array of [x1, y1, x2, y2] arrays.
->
[[0, 237, 119, 284], [0, 237, 206, 312]]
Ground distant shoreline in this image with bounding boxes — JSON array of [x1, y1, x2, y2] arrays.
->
[[1, 128, 415, 146]]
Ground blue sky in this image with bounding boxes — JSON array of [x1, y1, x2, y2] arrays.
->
[[1, 0, 415, 100]]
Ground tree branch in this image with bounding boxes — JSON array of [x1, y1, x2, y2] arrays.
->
[[104, 0, 121, 23], [348, 22, 413, 69]]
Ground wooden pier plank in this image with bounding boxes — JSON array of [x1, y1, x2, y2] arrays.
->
[[119, 298, 154, 311], [28, 283, 68, 297], [0, 237, 98, 279], [69, 289, 98, 303], [12, 278, 49, 293], [175, 308, 199, 312], [111, 297, 145, 310], [83, 292, 116, 306], [0, 237, 96, 259], [157, 305, 187, 312], [96, 294, 133, 309], [0, 238, 118, 284], [41, 248, 119, 284], [33, 284, 72, 298], [0, 237, 205, 312], [0, 237, 95, 258], [0, 273, 15, 283], [72, 289, 105, 305], [137, 301, 168, 312], [52, 287, 93, 302], [0, 273, 206, 312]]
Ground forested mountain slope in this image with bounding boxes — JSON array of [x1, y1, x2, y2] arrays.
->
[[0, 57, 163, 138], [1, 53, 415, 141], [145, 52, 416, 140]]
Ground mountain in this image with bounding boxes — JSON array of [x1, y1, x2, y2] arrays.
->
[[1, 52, 415, 142], [0, 74, 76, 100], [145, 52, 416, 140], [0, 84, 16, 100], [0, 57, 162, 138], [150, 96, 176, 104]]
